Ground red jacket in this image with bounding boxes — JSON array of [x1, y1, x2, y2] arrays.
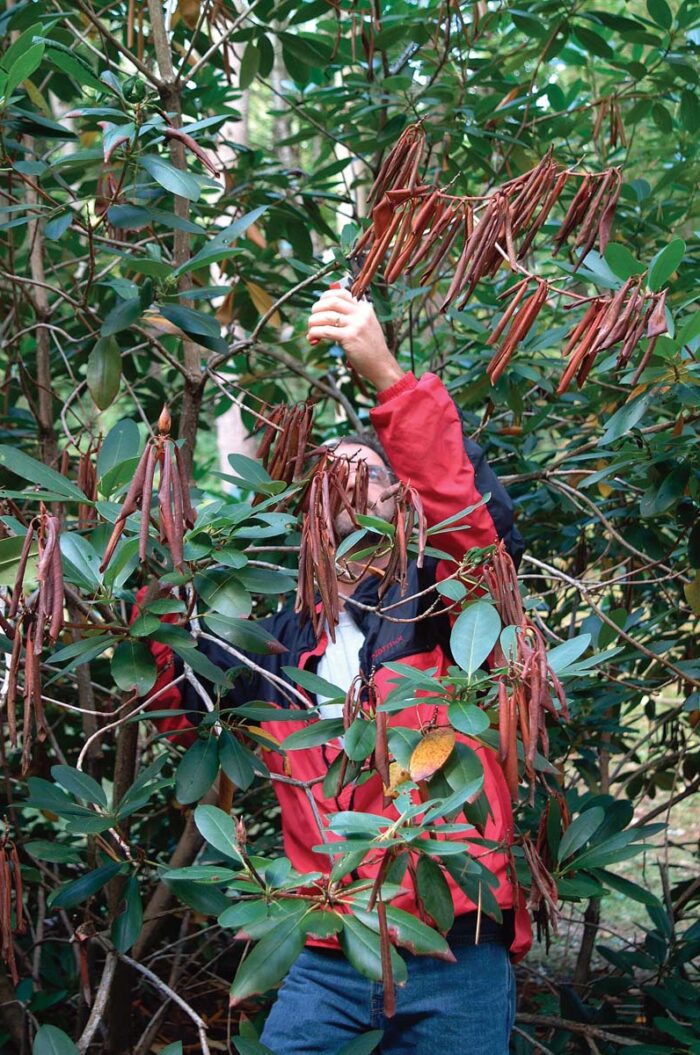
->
[[138, 372, 532, 961]]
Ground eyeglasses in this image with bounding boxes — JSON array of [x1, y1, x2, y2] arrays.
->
[[366, 465, 397, 485]]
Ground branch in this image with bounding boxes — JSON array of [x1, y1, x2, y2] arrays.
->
[[516, 1014, 639, 1047], [521, 554, 700, 689], [71, 0, 162, 86]]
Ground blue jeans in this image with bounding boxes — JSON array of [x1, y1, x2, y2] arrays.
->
[[260, 941, 516, 1054]]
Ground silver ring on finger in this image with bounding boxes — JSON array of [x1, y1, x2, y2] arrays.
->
[[334, 313, 342, 327]]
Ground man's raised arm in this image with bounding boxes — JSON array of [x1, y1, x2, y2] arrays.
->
[[307, 288, 512, 568]]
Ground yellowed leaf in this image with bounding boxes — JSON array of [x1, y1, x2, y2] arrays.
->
[[215, 289, 237, 326], [383, 762, 411, 799], [246, 725, 280, 750], [244, 281, 281, 328], [174, 0, 201, 29], [142, 310, 188, 340], [23, 79, 50, 116], [409, 727, 455, 783], [684, 570, 700, 617], [246, 223, 267, 250]]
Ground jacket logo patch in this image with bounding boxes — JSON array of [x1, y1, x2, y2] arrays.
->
[[372, 634, 404, 661]]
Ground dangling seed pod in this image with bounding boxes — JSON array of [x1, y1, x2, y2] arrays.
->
[[99, 405, 197, 573]]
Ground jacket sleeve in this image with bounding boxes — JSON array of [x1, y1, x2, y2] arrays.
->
[[370, 371, 519, 570], [131, 586, 197, 746]]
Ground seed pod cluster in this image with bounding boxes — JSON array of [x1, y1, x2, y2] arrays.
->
[[347, 125, 673, 388], [483, 543, 568, 801], [350, 125, 621, 308], [99, 405, 197, 573], [377, 482, 427, 599], [256, 401, 314, 501], [0, 838, 25, 985], [77, 438, 100, 529], [295, 454, 368, 640]]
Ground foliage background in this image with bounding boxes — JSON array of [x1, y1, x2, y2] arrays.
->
[[0, 0, 698, 1053]]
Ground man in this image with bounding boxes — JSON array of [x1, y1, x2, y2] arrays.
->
[[144, 288, 529, 1053]]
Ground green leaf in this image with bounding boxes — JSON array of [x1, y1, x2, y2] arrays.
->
[[160, 1044, 183, 1055], [194, 804, 241, 859], [604, 244, 645, 280], [101, 297, 142, 337], [140, 155, 201, 201], [594, 869, 662, 908], [354, 904, 453, 959], [0, 533, 38, 587], [24, 841, 82, 864], [203, 614, 286, 655], [219, 729, 256, 791], [283, 719, 345, 750], [647, 238, 685, 292], [344, 718, 376, 761], [60, 533, 102, 591], [50, 861, 124, 910], [158, 304, 225, 353], [196, 569, 252, 619], [598, 396, 651, 446], [340, 915, 407, 984], [547, 634, 591, 674], [334, 1033, 385, 1055], [239, 42, 260, 89], [415, 856, 454, 932], [112, 874, 143, 952], [230, 907, 308, 1004], [450, 602, 501, 675], [0, 445, 86, 502], [282, 666, 343, 700], [647, 0, 673, 29], [557, 806, 605, 864], [51, 765, 107, 808], [234, 1040, 276, 1055], [447, 700, 490, 737], [175, 737, 219, 804], [227, 454, 273, 487], [87, 336, 121, 409], [5, 42, 45, 98], [97, 419, 141, 480], [111, 640, 157, 695], [161, 865, 238, 883], [44, 211, 73, 241], [32, 1025, 80, 1055]]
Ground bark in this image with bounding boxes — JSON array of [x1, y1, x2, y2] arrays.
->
[[25, 155, 58, 468], [132, 784, 219, 961], [147, 0, 203, 474]]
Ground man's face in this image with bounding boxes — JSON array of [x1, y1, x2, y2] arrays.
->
[[332, 441, 397, 541]]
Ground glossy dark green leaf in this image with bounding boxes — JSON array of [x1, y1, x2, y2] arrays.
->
[[557, 806, 605, 864], [447, 700, 490, 736], [87, 336, 121, 409], [647, 238, 685, 292], [101, 297, 142, 337], [239, 42, 260, 89], [415, 856, 454, 932], [51, 765, 107, 808], [175, 737, 219, 804], [335, 1032, 385, 1055], [0, 445, 86, 502], [140, 155, 201, 201], [50, 861, 124, 910], [32, 1024, 80, 1055], [344, 718, 376, 761], [111, 640, 157, 695], [450, 602, 501, 675], [283, 719, 345, 750], [230, 907, 308, 1004], [112, 875, 143, 952], [219, 729, 256, 791]]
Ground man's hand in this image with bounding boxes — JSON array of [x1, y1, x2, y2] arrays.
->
[[307, 287, 405, 392]]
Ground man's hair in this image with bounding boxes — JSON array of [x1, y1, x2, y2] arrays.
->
[[326, 431, 389, 467]]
